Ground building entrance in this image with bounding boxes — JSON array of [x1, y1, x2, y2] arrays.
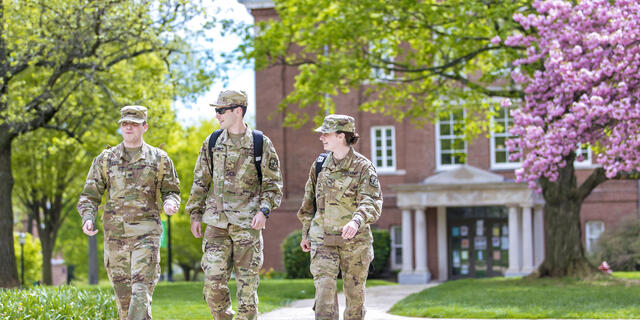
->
[[447, 206, 509, 279]]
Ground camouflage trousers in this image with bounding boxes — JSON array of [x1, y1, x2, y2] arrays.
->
[[310, 241, 374, 320], [201, 224, 263, 320], [104, 234, 161, 320]]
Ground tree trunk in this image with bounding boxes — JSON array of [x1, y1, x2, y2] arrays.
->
[[41, 239, 53, 285], [535, 161, 599, 278], [179, 264, 192, 281], [0, 129, 19, 288]]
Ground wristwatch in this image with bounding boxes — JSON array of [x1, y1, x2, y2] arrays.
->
[[260, 207, 270, 219]]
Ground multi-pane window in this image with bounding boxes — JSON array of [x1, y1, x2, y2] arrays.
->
[[585, 220, 605, 253], [371, 126, 396, 172], [491, 107, 520, 169], [390, 225, 403, 270], [369, 39, 394, 81], [436, 109, 466, 169], [575, 144, 592, 167]]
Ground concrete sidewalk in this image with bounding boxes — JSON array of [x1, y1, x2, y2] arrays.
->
[[258, 283, 438, 320]]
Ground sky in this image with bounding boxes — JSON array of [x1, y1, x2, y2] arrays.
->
[[173, 0, 256, 127]]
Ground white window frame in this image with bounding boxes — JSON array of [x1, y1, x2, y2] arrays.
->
[[490, 106, 521, 170], [574, 144, 594, 168], [370, 126, 396, 173], [369, 39, 395, 82], [435, 108, 467, 171], [390, 225, 403, 270], [585, 220, 605, 253]]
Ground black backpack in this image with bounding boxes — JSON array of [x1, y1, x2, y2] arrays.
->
[[207, 129, 264, 183], [313, 153, 328, 214]]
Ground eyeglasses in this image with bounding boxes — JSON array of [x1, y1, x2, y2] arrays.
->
[[215, 105, 243, 115]]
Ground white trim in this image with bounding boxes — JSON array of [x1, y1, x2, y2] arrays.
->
[[435, 109, 467, 171], [238, 0, 274, 9], [585, 220, 605, 253], [490, 106, 521, 170], [390, 225, 403, 270], [370, 125, 397, 172], [574, 145, 594, 168]]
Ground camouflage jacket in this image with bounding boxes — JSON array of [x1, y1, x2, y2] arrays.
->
[[185, 126, 283, 228], [77, 142, 181, 238], [297, 147, 383, 244]]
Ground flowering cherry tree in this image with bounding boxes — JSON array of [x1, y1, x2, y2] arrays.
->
[[505, 0, 640, 277]]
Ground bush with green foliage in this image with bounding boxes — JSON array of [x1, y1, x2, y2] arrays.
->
[[282, 230, 312, 279], [370, 229, 390, 278], [13, 232, 42, 286], [282, 229, 391, 279], [591, 216, 640, 271], [0, 286, 117, 319]]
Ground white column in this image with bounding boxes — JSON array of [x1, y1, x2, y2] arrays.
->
[[534, 206, 545, 267], [505, 206, 522, 276], [437, 206, 448, 281], [521, 205, 534, 274], [414, 208, 428, 275], [400, 209, 413, 274]]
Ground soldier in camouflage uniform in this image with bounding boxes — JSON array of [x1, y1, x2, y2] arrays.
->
[[298, 114, 383, 320], [186, 90, 283, 320], [77, 106, 181, 320]]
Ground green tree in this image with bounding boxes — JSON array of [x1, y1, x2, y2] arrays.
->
[[161, 118, 219, 281], [0, 0, 215, 287]]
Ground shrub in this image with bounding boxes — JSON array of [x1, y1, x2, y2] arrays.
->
[[0, 286, 117, 319], [370, 229, 391, 278], [282, 230, 312, 279], [282, 229, 392, 279], [591, 216, 640, 271]]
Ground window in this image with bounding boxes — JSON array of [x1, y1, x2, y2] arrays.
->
[[491, 106, 521, 169], [371, 126, 396, 172], [574, 144, 592, 167], [390, 225, 403, 270], [436, 108, 466, 170], [369, 39, 394, 81], [585, 220, 605, 253]]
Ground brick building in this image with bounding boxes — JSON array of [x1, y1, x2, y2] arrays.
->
[[239, 0, 638, 283]]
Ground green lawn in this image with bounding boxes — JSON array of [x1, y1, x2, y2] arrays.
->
[[152, 278, 392, 320], [390, 276, 640, 319]]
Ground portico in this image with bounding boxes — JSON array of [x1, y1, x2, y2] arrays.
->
[[393, 165, 545, 284]]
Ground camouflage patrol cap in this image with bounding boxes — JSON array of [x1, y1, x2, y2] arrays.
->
[[209, 90, 248, 107], [118, 105, 147, 124], [314, 114, 356, 133]]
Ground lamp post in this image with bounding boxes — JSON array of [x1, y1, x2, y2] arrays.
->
[[18, 232, 26, 287]]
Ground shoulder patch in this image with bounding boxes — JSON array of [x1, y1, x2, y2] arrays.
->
[[369, 175, 379, 188], [269, 156, 279, 170]]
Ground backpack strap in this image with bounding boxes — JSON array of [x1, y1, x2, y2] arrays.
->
[[207, 128, 264, 184], [252, 130, 264, 184], [156, 150, 166, 212], [312, 153, 328, 215], [207, 129, 224, 177]]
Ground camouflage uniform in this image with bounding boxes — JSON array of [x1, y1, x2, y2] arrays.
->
[[186, 91, 283, 320], [77, 106, 181, 320], [297, 115, 383, 320]]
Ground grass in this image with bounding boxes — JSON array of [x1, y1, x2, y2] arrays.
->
[[0, 285, 117, 320], [1, 278, 393, 320], [390, 276, 640, 319], [152, 278, 393, 320]]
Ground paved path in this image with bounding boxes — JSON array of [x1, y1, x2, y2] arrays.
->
[[259, 283, 438, 320]]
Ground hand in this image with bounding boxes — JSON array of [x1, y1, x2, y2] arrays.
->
[[251, 212, 267, 230], [341, 220, 359, 240], [191, 221, 202, 238], [300, 238, 311, 252], [82, 220, 98, 236], [163, 200, 178, 216]]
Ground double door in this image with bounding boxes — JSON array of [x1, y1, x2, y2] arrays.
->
[[448, 207, 509, 279]]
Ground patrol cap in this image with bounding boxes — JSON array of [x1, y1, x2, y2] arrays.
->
[[314, 114, 356, 133], [118, 105, 147, 124], [209, 90, 248, 107]]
